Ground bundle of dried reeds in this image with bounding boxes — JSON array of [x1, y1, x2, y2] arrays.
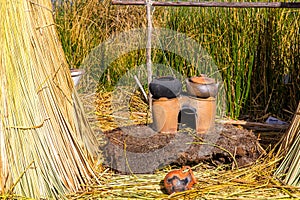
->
[[275, 102, 300, 186], [0, 0, 99, 198]]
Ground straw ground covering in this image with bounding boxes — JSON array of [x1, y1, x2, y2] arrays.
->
[[66, 157, 300, 199], [66, 91, 299, 199]]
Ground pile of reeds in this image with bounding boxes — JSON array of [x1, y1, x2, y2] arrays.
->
[[275, 102, 300, 186], [95, 90, 149, 132], [0, 0, 99, 198]]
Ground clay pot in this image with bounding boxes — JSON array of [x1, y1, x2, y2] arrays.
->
[[186, 75, 218, 98], [179, 96, 216, 134], [194, 97, 216, 133], [149, 76, 182, 99], [152, 97, 180, 133], [164, 166, 197, 194]]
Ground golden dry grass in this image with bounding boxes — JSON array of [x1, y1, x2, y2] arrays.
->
[[67, 91, 300, 200], [1, 0, 99, 198]]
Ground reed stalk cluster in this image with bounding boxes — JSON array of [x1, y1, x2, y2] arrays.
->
[[53, 0, 299, 120]]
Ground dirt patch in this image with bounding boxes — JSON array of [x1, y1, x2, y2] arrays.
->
[[101, 123, 265, 174]]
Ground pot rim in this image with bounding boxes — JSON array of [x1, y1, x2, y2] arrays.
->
[[186, 78, 218, 86], [188, 76, 216, 84]]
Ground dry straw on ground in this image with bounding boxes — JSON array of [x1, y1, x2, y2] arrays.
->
[[84, 91, 300, 200], [67, 156, 300, 199]]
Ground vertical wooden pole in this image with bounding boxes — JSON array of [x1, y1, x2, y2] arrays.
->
[[146, 0, 153, 115]]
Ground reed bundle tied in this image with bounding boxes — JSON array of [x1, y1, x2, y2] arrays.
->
[[0, 0, 99, 198], [275, 102, 300, 186]]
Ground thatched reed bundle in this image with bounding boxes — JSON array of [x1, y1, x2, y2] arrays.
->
[[275, 102, 300, 186], [0, 0, 99, 198]]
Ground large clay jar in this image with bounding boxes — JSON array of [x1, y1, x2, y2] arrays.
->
[[149, 76, 182, 99], [186, 75, 218, 98], [194, 96, 216, 133], [179, 96, 216, 134], [152, 97, 180, 133]]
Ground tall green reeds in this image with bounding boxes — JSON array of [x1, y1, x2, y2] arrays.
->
[[252, 8, 300, 121], [53, 0, 300, 120], [163, 6, 299, 119], [54, 0, 148, 69], [155, 6, 299, 119]]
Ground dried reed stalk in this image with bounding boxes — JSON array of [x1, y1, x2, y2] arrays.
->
[[146, 0, 153, 113], [277, 102, 300, 156], [0, 0, 99, 198], [67, 155, 300, 199], [275, 101, 300, 186]]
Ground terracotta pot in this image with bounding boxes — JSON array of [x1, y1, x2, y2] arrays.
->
[[164, 166, 197, 194], [186, 76, 218, 98], [152, 97, 180, 133], [179, 96, 216, 134], [149, 76, 182, 99], [194, 97, 216, 133]]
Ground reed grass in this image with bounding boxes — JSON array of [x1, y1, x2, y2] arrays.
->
[[53, 0, 149, 69], [53, 0, 299, 120], [163, 5, 300, 120]]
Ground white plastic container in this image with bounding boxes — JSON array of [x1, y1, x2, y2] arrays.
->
[[70, 68, 85, 86]]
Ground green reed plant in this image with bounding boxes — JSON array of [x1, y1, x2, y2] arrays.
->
[[53, 0, 148, 69], [163, 7, 259, 119], [53, 0, 300, 120], [252, 8, 300, 120], [163, 6, 299, 119]]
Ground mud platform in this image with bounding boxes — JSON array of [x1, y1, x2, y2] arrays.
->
[[101, 123, 264, 174]]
